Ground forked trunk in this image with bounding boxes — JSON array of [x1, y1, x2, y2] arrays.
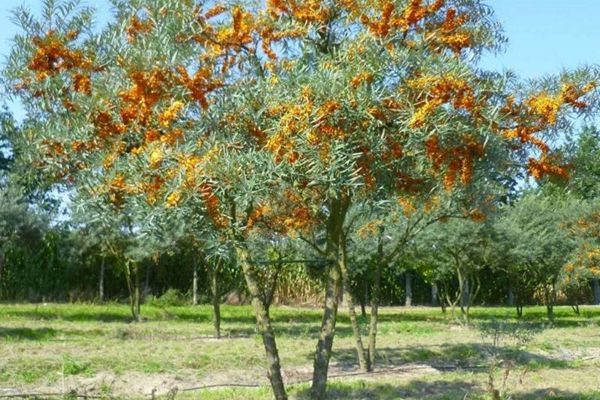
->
[[311, 196, 348, 400], [236, 243, 287, 400], [571, 303, 580, 315], [125, 260, 141, 322]]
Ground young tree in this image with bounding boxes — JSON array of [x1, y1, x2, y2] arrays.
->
[[498, 193, 582, 321]]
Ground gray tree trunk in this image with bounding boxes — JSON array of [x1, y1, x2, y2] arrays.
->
[[209, 262, 221, 338], [236, 242, 287, 400], [192, 260, 199, 306], [460, 276, 470, 312], [405, 271, 412, 307]]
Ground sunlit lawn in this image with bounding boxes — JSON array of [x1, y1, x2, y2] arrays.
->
[[1, 303, 599, 399]]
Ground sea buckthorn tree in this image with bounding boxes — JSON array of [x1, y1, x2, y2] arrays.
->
[[4, 0, 598, 399]]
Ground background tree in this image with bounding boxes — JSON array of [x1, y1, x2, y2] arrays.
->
[[497, 193, 582, 321]]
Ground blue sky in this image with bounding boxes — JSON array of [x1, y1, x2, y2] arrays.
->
[[1, 0, 600, 119]]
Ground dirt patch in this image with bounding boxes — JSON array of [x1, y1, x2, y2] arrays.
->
[[18, 363, 444, 397]]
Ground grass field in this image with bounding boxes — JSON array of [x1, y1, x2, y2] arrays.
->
[[0, 303, 599, 399]]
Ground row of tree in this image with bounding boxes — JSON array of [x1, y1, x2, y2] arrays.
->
[[2, 1, 600, 399]]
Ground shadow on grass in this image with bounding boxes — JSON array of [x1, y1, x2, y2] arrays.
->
[[0, 327, 58, 340], [519, 388, 600, 400], [1, 304, 598, 331], [0, 308, 131, 323], [329, 343, 576, 372], [294, 381, 600, 400], [0, 326, 108, 341], [294, 379, 477, 399]]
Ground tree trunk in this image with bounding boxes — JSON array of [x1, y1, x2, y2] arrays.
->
[[592, 278, 600, 305], [546, 303, 554, 322], [192, 254, 199, 306], [367, 227, 384, 370], [546, 283, 556, 322], [236, 243, 287, 400], [192, 266, 199, 306], [98, 256, 105, 304], [516, 303, 523, 318], [405, 270, 412, 307], [571, 303, 580, 315], [431, 283, 438, 307], [134, 262, 141, 320], [312, 260, 342, 399], [460, 275, 470, 314], [209, 261, 221, 338], [125, 260, 141, 322], [338, 234, 369, 372], [311, 197, 347, 400]]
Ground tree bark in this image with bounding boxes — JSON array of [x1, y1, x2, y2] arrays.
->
[[209, 260, 221, 338], [338, 233, 369, 372], [405, 270, 412, 307], [311, 197, 347, 400], [312, 260, 342, 399], [367, 227, 384, 370], [98, 256, 105, 304], [592, 278, 600, 305], [124, 260, 141, 322], [236, 242, 287, 400]]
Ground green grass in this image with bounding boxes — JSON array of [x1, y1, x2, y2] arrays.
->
[[0, 303, 599, 399]]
